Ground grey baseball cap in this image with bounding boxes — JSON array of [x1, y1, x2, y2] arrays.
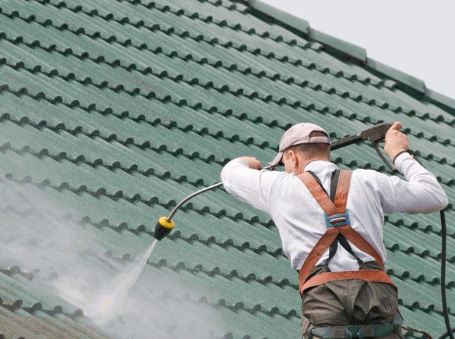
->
[[269, 123, 331, 167]]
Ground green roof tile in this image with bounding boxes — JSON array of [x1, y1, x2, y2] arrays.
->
[[0, 0, 454, 338]]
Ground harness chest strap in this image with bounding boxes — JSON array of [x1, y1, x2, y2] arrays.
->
[[297, 170, 394, 295]]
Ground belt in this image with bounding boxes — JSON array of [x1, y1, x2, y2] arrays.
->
[[306, 324, 401, 339]]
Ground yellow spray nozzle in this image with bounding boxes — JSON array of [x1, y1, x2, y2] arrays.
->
[[158, 216, 175, 229], [154, 216, 175, 241]]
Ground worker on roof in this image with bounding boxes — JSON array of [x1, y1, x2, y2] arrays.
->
[[221, 122, 448, 339]]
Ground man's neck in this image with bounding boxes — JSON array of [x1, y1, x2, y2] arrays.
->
[[299, 158, 331, 174]]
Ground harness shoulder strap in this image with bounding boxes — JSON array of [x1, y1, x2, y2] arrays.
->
[[333, 170, 351, 213], [299, 172, 339, 216], [325, 170, 362, 266], [298, 170, 392, 295]]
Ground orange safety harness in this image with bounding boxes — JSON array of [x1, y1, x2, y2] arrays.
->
[[298, 170, 395, 295]]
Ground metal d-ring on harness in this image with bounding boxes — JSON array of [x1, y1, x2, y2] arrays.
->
[[151, 122, 454, 339]]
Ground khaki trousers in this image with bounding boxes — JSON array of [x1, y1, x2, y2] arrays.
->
[[301, 262, 403, 338]]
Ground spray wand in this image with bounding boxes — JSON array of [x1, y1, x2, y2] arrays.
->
[[153, 122, 395, 240]]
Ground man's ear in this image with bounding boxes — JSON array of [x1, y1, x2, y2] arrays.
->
[[288, 149, 299, 168]]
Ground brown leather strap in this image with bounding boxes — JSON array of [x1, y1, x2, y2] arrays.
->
[[300, 270, 394, 294], [337, 225, 385, 270], [298, 227, 339, 291], [334, 171, 352, 213], [298, 172, 338, 216]]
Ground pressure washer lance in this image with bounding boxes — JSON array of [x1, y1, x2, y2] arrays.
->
[[153, 122, 397, 240]]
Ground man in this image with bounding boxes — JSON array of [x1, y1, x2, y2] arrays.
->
[[221, 122, 448, 338]]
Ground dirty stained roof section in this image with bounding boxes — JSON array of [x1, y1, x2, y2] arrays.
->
[[0, 0, 454, 338]]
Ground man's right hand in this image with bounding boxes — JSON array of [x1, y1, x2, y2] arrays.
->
[[384, 122, 409, 161], [241, 156, 262, 170]]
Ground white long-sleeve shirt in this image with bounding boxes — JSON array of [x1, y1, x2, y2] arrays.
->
[[221, 153, 448, 271]]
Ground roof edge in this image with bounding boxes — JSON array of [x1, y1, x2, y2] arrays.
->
[[308, 29, 367, 62], [246, 0, 365, 61], [247, 0, 310, 34], [424, 89, 455, 112], [243, 0, 455, 112], [366, 58, 426, 94]]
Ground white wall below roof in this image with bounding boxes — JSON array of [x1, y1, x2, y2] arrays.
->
[[261, 0, 455, 100]]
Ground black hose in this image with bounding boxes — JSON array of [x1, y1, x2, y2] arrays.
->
[[440, 329, 455, 339], [165, 165, 274, 222], [439, 210, 454, 339], [166, 182, 223, 221]]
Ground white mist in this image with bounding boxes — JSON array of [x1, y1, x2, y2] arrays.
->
[[0, 176, 226, 338]]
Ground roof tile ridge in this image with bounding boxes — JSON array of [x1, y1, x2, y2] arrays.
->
[[4, 169, 271, 228], [197, 0, 248, 12], [149, 260, 299, 298], [120, 0, 292, 44], [1, 116, 224, 170], [0, 107, 261, 166], [14, 117, 455, 203], [147, 286, 299, 322], [384, 215, 455, 239], [2, 91, 454, 181], [13, 0, 455, 119], [5, 32, 455, 143], [386, 242, 453, 263], [157, 229, 285, 258], [13, 0, 377, 88], [386, 267, 447, 287], [4, 4, 377, 95], [399, 300, 455, 319], [32, 24, 455, 125], [149, 257, 454, 312], [7, 142, 206, 186], [0, 269, 85, 319], [4, 99, 455, 186]]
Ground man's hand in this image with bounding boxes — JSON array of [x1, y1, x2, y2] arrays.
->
[[241, 156, 262, 170], [384, 122, 409, 161]]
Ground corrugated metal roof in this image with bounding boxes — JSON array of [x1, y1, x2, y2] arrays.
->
[[0, 0, 453, 338]]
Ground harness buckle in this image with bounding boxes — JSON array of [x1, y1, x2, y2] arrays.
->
[[324, 211, 350, 228], [308, 324, 399, 339]]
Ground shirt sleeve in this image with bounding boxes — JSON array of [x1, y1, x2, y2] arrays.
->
[[220, 158, 283, 215], [377, 153, 448, 214]]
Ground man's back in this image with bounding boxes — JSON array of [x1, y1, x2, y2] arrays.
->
[[221, 153, 447, 272]]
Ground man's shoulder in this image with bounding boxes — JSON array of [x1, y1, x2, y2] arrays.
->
[[351, 168, 386, 176], [349, 168, 392, 187]]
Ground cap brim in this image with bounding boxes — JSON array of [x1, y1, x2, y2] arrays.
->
[[269, 151, 283, 167]]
